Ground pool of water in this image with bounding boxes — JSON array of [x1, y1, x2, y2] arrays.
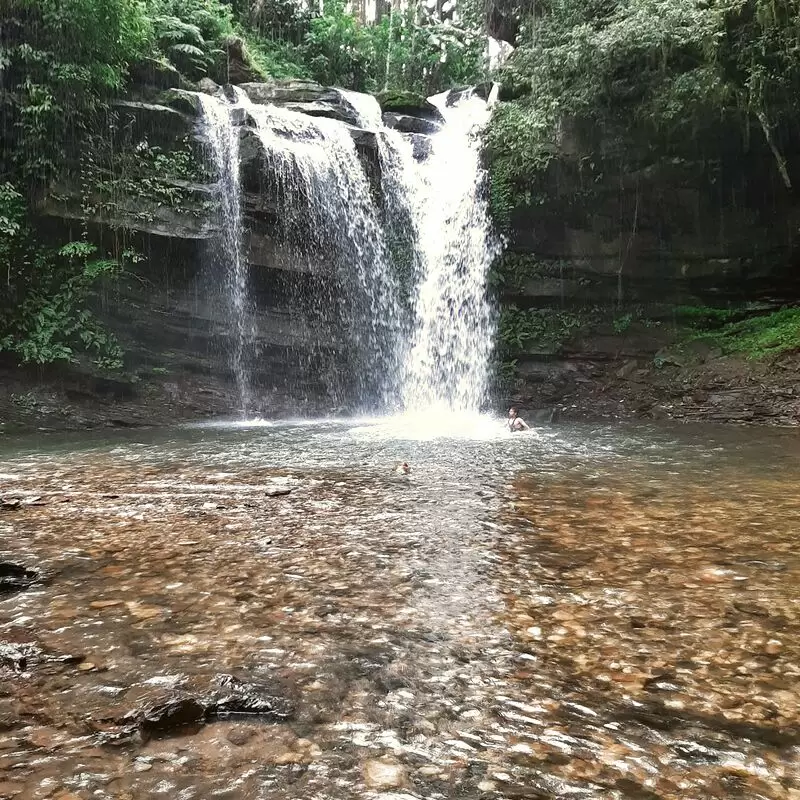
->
[[1, 417, 799, 799]]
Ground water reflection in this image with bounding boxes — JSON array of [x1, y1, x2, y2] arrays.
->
[[0, 419, 798, 798]]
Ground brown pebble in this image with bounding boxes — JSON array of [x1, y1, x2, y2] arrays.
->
[[226, 726, 257, 746]]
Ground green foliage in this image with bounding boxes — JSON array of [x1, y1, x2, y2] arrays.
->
[[675, 304, 741, 327], [485, 101, 556, 229], [612, 312, 633, 334], [303, 3, 373, 89], [0, 221, 125, 368], [247, 38, 309, 80], [688, 307, 800, 359], [1, 0, 152, 183], [499, 306, 585, 351], [76, 133, 211, 223], [0, 184, 25, 239], [487, 0, 800, 226], [489, 253, 572, 292], [300, 0, 485, 93], [376, 90, 428, 111]]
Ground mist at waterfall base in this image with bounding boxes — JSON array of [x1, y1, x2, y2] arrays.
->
[[198, 87, 499, 430]]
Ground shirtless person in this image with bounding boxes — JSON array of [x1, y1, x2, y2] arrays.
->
[[507, 406, 530, 432]]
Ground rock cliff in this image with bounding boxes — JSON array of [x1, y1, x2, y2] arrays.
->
[[3, 76, 436, 428], [494, 114, 800, 425]]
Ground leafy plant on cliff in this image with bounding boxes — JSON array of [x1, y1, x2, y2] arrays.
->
[[499, 306, 585, 352], [486, 0, 800, 227], [0, 209, 125, 368]]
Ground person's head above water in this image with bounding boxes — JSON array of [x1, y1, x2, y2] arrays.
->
[[508, 406, 519, 418]]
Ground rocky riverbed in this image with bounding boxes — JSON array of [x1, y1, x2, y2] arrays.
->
[[1, 419, 799, 799]]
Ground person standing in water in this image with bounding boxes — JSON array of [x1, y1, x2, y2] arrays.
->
[[507, 406, 530, 432]]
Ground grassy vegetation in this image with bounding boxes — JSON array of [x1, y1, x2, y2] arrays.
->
[[684, 306, 800, 360]]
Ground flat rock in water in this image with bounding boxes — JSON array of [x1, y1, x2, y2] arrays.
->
[[265, 487, 293, 497], [105, 673, 292, 739]]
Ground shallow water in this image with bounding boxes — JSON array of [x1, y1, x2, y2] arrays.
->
[[1, 419, 799, 799]]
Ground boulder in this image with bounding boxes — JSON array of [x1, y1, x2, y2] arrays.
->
[[156, 89, 203, 117], [282, 99, 360, 127], [383, 112, 442, 136], [375, 90, 445, 124], [239, 80, 328, 106], [128, 57, 182, 90], [111, 100, 196, 141], [442, 82, 495, 106], [408, 133, 433, 161], [217, 36, 261, 84], [105, 673, 293, 740], [197, 77, 223, 98]]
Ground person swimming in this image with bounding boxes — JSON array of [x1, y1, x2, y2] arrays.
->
[[507, 406, 530, 432]]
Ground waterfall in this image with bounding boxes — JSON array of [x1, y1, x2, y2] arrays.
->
[[237, 95, 405, 411], [400, 92, 501, 415], [342, 87, 500, 415], [197, 93, 252, 414], [196, 86, 498, 418]]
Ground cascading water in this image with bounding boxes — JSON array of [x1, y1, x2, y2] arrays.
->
[[196, 84, 498, 418], [339, 90, 427, 393], [237, 95, 405, 410], [399, 91, 501, 415], [197, 92, 253, 414]]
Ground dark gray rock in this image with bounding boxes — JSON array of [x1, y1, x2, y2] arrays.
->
[[38, 192, 218, 240], [129, 57, 183, 90], [0, 562, 40, 594], [110, 673, 293, 740], [111, 100, 195, 140], [219, 36, 261, 84], [408, 133, 433, 161], [239, 80, 328, 105], [383, 112, 442, 136], [198, 77, 223, 97], [156, 89, 203, 117]]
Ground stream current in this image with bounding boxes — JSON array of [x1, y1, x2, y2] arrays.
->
[[1, 419, 799, 799]]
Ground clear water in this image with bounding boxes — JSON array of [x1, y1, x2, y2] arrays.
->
[[1, 420, 799, 799], [197, 93, 253, 414]]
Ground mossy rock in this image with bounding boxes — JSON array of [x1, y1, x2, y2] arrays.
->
[[375, 90, 443, 122], [156, 89, 203, 117], [129, 57, 183, 90]]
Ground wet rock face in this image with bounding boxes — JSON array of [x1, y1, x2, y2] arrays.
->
[[383, 111, 442, 136], [0, 562, 40, 595]]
